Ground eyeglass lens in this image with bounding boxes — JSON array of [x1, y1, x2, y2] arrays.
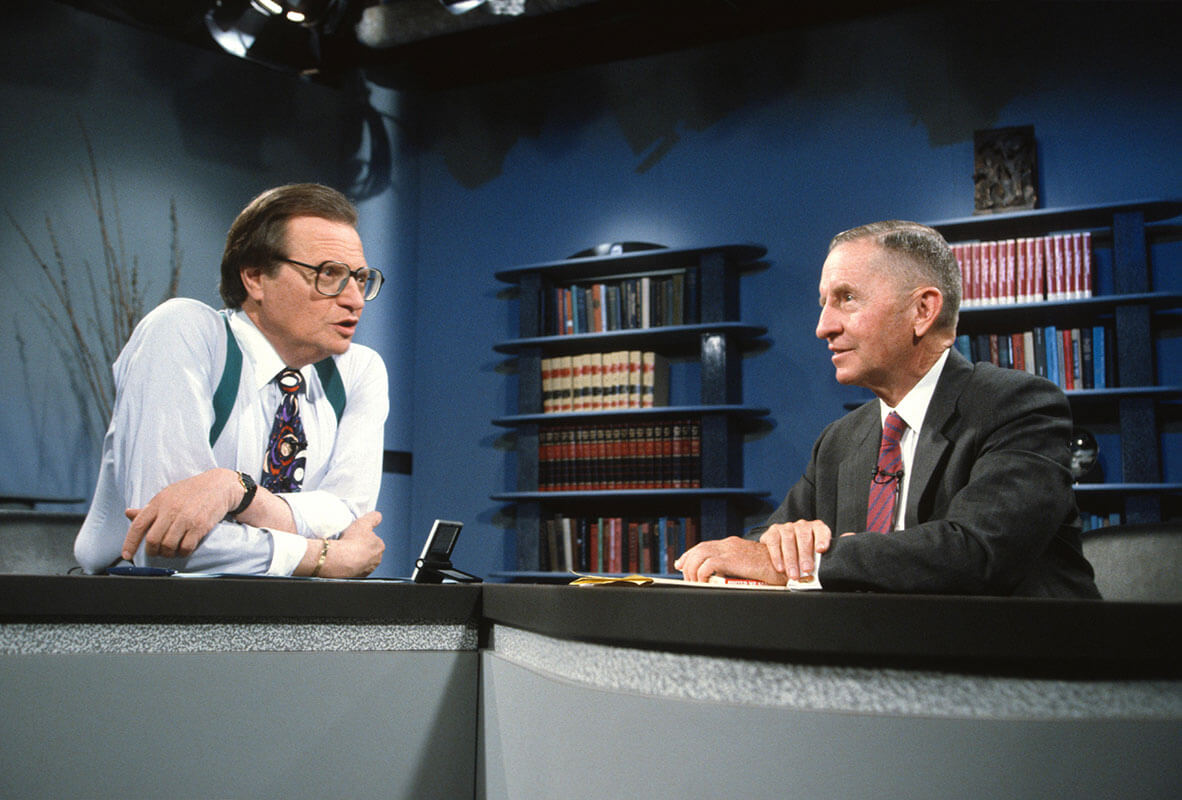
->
[[317, 262, 383, 301]]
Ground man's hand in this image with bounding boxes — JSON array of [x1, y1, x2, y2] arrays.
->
[[759, 519, 835, 581], [674, 536, 786, 585], [122, 469, 243, 560], [302, 511, 385, 578]]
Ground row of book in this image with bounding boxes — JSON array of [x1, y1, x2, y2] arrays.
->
[[539, 418, 701, 491], [1080, 511, 1122, 532], [542, 269, 699, 336], [952, 231, 1093, 306], [955, 324, 1113, 390], [540, 514, 701, 574], [542, 351, 669, 413]]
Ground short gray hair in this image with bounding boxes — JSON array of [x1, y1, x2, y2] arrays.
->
[[830, 220, 961, 332]]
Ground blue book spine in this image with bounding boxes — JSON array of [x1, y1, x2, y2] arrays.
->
[[571, 286, 584, 333], [1045, 325, 1060, 388], [1092, 324, 1106, 389], [955, 334, 972, 360], [657, 518, 668, 573]]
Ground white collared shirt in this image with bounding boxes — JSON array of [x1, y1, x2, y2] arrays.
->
[[877, 348, 951, 531], [75, 298, 389, 575]]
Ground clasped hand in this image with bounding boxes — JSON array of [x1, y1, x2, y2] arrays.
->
[[121, 469, 385, 578], [674, 519, 838, 583], [123, 469, 242, 560]]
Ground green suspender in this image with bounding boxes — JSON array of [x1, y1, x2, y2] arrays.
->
[[209, 313, 345, 447], [314, 358, 347, 424], [209, 315, 242, 447]]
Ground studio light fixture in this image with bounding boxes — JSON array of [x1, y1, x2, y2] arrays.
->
[[440, 0, 488, 14], [205, 0, 349, 73]]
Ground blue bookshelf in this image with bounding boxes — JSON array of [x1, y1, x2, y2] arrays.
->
[[931, 199, 1182, 523], [492, 243, 772, 576]]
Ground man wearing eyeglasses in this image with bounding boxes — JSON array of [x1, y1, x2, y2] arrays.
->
[[74, 183, 389, 577]]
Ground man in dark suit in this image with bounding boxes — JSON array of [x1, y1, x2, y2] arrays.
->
[[676, 220, 1100, 597]]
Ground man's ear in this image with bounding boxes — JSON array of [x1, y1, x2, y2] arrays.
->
[[912, 286, 944, 337], [240, 266, 266, 303]]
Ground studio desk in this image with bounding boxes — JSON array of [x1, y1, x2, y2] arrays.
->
[[2, 576, 1179, 800]]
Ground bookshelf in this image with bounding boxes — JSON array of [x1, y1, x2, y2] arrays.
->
[[928, 199, 1182, 525], [492, 243, 771, 578]]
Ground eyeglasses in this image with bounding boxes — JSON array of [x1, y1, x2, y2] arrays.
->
[[281, 258, 384, 301]]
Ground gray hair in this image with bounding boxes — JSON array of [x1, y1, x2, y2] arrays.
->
[[830, 220, 961, 332]]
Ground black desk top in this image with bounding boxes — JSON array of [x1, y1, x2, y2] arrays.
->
[[481, 584, 1181, 678], [3, 576, 1177, 678], [0, 574, 481, 624]]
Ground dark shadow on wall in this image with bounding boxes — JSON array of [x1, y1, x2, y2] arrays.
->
[[414, 30, 808, 189], [0, 3, 99, 94], [411, 1, 1182, 189], [120, 29, 392, 199]]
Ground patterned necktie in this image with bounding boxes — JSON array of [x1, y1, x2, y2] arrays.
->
[[866, 411, 907, 533], [261, 368, 307, 493]]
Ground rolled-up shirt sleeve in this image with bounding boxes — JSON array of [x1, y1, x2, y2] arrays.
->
[[75, 299, 390, 576], [104, 301, 285, 574]]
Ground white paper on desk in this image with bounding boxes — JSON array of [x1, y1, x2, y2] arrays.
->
[[707, 553, 823, 591], [570, 554, 823, 591]]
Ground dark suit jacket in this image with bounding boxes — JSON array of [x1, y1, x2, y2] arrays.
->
[[756, 349, 1100, 598]]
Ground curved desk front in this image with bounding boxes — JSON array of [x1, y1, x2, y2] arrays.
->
[[2, 576, 1178, 800], [479, 584, 1180, 800], [0, 575, 481, 800]]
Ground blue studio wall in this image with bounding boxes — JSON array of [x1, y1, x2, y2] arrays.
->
[[409, 1, 1182, 578], [0, 0, 415, 574], [2, 1, 1180, 581]]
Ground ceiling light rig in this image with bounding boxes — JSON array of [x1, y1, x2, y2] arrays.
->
[[205, 0, 352, 75], [440, 0, 487, 13], [441, 0, 527, 16]]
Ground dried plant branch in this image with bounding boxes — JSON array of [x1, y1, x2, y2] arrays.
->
[[6, 122, 184, 439]]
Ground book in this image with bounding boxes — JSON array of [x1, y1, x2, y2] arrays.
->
[[545, 269, 700, 335], [541, 350, 669, 413], [569, 556, 823, 591], [1093, 324, 1107, 389], [1080, 326, 1094, 389], [641, 351, 670, 408]]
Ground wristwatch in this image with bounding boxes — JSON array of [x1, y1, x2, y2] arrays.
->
[[230, 471, 257, 516]]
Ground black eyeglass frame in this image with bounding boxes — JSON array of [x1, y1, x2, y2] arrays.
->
[[280, 258, 384, 301]]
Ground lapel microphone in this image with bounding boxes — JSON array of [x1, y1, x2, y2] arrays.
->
[[871, 466, 904, 484]]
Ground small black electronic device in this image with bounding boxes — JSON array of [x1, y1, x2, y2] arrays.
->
[[412, 520, 481, 583]]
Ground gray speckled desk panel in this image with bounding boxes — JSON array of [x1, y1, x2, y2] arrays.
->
[[1, 574, 482, 653], [478, 585, 1182, 800], [0, 575, 482, 799], [3, 577, 1180, 800]]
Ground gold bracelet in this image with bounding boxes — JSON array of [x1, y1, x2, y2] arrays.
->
[[311, 539, 330, 577]]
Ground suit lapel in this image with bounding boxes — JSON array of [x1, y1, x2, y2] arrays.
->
[[837, 405, 881, 533], [904, 349, 972, 527]]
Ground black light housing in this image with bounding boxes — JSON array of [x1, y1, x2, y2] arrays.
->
[[440, 0, 488, 14], [205, 0, 349, 74]]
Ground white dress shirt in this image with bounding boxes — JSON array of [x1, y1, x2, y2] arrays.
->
[[74, 298, 389, 575], [878, 348, 951, 531]]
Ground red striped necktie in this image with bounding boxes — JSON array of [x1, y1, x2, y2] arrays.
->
[[866, 411, 906, 533]]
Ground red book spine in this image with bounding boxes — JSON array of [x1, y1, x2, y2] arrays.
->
[[1081, 231, 1093, 298], [1003, 239, 1017, 303], [1015, 238, 1029, 304], [1011, 333, 1025, 371], [627, 522, 640, 573], [1033, 237, 1045, 302], [588, 519, 600, 573], [1053, 234, 1068, 301]]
